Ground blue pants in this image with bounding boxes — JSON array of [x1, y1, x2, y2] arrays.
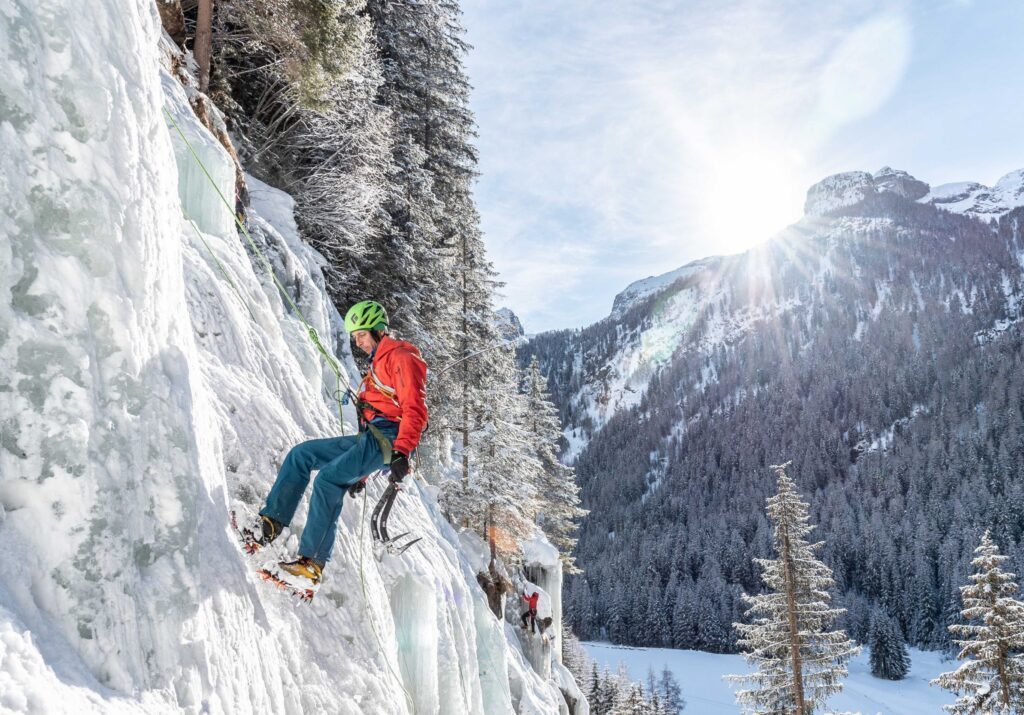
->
[[260, 422, 397, 563]]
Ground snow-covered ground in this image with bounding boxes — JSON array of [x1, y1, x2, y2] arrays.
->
[[583, 642, 955, 714]]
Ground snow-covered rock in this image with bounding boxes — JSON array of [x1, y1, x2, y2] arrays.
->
[[873, 166, 930, 201], [610, 259, 716, 318], [804, 171, 876, 216], [0, 3, 577, 712], [496, 307, 526, 341], [805, 167, 945, 216], [922, 168, 1024, 220]]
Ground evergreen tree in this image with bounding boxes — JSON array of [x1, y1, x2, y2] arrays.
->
[[600, 666, 620, 714], [562, 626, 592, 685], [868, 608, 910, 680], [729, 462, 858, 714], [932, 530, 1024, 713], [659, 667, 685, 714], [523, 356, 587, 570], [619, 681, 647, 715], [363, 0, 506, 487], [442, 350, 540, 559], [589, 663, 606, 714]]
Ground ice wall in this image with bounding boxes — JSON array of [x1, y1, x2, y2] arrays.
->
[[0, 1, 578, 712], [1, 0, 218, 697], [523, 532, 564, 659]]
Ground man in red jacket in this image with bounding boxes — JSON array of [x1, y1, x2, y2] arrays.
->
[[252, 300, 428, 588], [521, 590, 540, 633]]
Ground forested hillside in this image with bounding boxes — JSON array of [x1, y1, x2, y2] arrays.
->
[[524, 173, 1024, 653]]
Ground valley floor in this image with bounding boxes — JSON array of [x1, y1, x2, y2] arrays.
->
[[583, 642, 955, 714]]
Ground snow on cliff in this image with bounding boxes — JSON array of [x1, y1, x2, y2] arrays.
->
[[922, 169, 1024, 220], [803, 167, 929, 216], [805, 165, 1024, 221], [0, 2, 573, 713], [804, 171, 877, 216], [610, 259, 717, 319]]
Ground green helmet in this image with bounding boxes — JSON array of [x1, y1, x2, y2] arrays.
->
[[345, 300, 388, 333]]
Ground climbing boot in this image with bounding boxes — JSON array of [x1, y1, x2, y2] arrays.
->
[[275, 556, 324, 588]]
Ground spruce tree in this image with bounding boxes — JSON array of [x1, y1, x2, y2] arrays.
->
[[728, 462, 858, 714], [523, 356, 587, 570], [659, 667, 685, 714], [588, 663, 605, 714], [441, 347, 541, 560], [868, 608, 910, 680], [932, 530, 1024, 713]]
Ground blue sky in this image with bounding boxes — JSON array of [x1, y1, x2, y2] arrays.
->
[[461, 0, 1024, 333]]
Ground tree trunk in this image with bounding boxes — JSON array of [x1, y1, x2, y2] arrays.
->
[[488, 504, 498, 565], [460, 201, 469, 526], [997, 640, 1011, 709], [781, 522, 807, 715], [195, 0, 213, 93]]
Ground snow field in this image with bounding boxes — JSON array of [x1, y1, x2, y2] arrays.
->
[[583, 642, 955, 714]]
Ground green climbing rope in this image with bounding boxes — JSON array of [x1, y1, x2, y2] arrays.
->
[[163, 106, 348, 429], [187, 218, 259, 324]]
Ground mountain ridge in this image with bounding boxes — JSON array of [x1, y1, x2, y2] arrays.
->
[[522, 168, 1024, 652]]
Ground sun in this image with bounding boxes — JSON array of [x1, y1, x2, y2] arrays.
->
[[698, 142, 806, 255]]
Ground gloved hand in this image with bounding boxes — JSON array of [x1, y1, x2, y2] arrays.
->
[[347, 477, 367, 497], [388, 452, 410, 483]]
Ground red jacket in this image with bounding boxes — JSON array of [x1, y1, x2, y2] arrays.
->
[[359, 335, 428, 456], [522, 592, 539, 610]]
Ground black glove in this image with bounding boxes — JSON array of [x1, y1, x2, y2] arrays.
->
[[388, 452, 410, 483], [347, 477, 367, 497]]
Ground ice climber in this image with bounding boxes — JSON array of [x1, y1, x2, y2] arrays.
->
[[249, 300, 429, 589], [521, 590, 540, 633]]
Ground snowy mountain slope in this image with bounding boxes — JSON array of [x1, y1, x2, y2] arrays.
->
[[527, 166, 1024, 460], [609, 258, 720, 319], [922, 168, 1024, 220], [526, 165, 1024, 653], [0, 3, 575, 713], [528, 213, 904, 460]]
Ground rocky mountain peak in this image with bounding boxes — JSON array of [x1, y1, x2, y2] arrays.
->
[[873, 166, 930, 200], [804, 168, 930, 216], [496, 307, 525, 340]]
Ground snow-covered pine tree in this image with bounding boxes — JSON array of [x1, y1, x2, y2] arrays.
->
[[728, 462, 858, 715], [213, 0, 388, 278], [363, 0, 452, 367], [365, 0, 505, 486], [658, 667, 685, 714], [587, 663, 604, 714], [868, 608, 910, 680], [523, 356, 587, 570], [619, 681, 648, 715], [590, 665, 616, 715], [442, 344, 540, 560], [932, 530, 1024, 714], [562, 626, 592, 685]]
